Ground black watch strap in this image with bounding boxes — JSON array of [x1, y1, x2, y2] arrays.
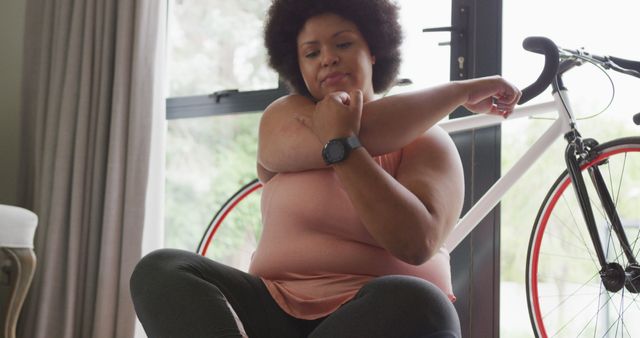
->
[[343, 135, 362, 150], [322, 135, 362, 165]]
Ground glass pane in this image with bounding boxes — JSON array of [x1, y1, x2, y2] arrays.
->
[[500, 1, 640, 336], [389, 0, 452, 95], [204, 187, 262, 271], [165, 113, 261, 251], [167, 0, 278, 97]]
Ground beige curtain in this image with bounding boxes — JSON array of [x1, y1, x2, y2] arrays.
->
[[17, 0, 166, 337]]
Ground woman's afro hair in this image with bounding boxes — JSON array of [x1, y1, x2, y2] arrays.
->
[[264, 0, 403, 98]]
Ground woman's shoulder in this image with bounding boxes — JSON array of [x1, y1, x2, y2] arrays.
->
[[259, 94, 316, 135], [264, 94, 315, 114]]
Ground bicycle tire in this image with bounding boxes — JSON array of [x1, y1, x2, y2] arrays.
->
[[526, 137, 640, 338], [197, 178, 263, 256]]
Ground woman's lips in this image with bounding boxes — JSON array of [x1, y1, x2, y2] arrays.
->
[[322, 72, 347, 86]]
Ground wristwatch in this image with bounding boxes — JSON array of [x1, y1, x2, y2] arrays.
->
[[322, 135, 362, 165]]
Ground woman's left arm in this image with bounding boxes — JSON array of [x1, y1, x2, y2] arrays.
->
[[332, 126, 464, 265]]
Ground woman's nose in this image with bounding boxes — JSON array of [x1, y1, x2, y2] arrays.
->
[[321, 50, 339, 67]]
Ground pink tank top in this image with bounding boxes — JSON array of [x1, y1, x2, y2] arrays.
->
[[248, 151, 455, 320]]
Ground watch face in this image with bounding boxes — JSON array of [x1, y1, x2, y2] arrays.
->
[[322, 136, 361, 165], [326, 140, 345, 163]]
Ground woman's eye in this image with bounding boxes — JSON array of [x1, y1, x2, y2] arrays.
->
[[337, 42, 353, 49], [305, 51, 319, 58]]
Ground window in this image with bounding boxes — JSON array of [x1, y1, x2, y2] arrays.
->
[[168, 0, 277, 97], [388, 0, 452, 95], [165, 0, 276, 257]]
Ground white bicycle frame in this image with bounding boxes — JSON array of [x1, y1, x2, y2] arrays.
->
[[441, 90, 576, 252]]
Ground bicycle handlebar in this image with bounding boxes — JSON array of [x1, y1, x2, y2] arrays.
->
[[518, 37, 559, 105], [517, 36, 640, 105], [609, 56, 640, 75]]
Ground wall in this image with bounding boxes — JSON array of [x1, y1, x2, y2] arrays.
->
[[0, 1, 26, 205]]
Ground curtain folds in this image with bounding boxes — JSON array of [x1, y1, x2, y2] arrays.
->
[[18, 1, 166, 337]]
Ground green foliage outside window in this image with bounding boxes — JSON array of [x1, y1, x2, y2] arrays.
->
[[165, 113, 262, 260]]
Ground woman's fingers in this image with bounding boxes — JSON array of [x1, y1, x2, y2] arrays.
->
[[463, 76, 522, 116], [311, 91, 363, 143], [328, 91, 351, 105], [349, 89, 363, 115]]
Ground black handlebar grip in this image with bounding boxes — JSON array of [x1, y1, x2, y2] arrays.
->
[[633, 112, 640, 126], [518, 37, 560, 105], [609, 56, 640, 74]]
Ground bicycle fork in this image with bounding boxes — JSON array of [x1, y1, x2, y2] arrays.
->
[[564, 133, 640, 294]]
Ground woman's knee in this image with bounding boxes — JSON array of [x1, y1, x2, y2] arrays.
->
[[363, 275, 449, 304], [130, 248, 192, 296], [362, 276, 460, 331]]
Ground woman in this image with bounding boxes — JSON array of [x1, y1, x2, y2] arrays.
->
[[130, 0, 520, 337]]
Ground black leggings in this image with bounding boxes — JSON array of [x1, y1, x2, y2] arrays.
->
[[130, 249, 461, 338]]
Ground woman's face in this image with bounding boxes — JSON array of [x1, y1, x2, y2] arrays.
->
[[297, 13, 376, 102]]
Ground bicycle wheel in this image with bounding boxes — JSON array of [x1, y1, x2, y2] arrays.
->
[[197, 179, 263, 271], [527, 137, 640, 338]]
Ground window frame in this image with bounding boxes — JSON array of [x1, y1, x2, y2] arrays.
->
[[166, 84, 288, 120]]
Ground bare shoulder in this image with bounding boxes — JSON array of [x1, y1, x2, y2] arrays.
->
[[257, 94, 321, 180], [263, 94, 315, 117], [259, 94, 315, 135], [259, 94, 316, 143]]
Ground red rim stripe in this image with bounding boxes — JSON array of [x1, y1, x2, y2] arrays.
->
[[530, 147, 638, 337], [201, 183, 263, 256]]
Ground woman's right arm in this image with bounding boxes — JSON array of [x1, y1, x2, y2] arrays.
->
[[257, 95, 324, 181], [257, 76, 520, 180]]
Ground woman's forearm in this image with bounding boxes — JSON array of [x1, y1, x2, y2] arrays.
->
[[331, 147, 437, 265], [360, 81, 468, 156]]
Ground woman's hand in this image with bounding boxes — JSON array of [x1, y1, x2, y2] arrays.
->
[[301, 90, 364, 144], [460, 75, 521, 118]]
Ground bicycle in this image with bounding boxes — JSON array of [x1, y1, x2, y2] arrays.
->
[[197, 36, 640, 337]]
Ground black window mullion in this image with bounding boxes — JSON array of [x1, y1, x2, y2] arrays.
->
[[166, 86, 288, 120], [449, 0, 502, 337]]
